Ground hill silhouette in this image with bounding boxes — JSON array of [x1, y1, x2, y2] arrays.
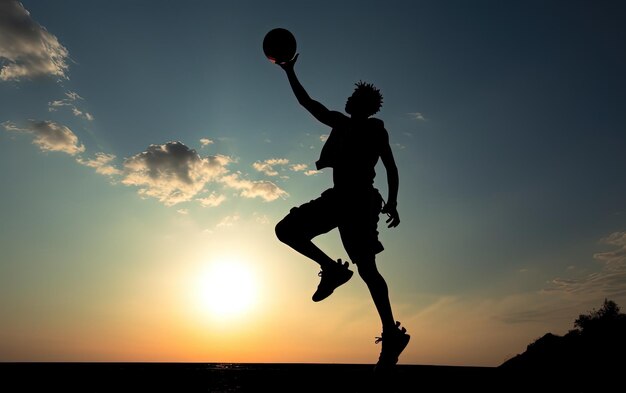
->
[[500, 299, 626, 391]]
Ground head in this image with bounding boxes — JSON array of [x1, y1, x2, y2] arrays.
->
[[345, 81, 383, 118]]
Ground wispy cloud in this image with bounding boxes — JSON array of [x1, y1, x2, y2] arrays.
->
[[0, 0, 69, 81], [121, 141, 232, 206], [290, 163, 308, 172], [199, 138, 214, 147], [49, 91, 94, 121], [253, 158, 289, 176], [216, 214, 240, 228], [2, 121, 21, 132], [253, 212, 270, 225], [76, 152, 122, 177], [320, 134, 329, 142], [287, 163, 319, 176], [3, 120, 85, 155], [177, 208, 189, 215], [289, 164, 321, 176], [545, 232, 626, 297], [197, 192, 226, 208], [220, 173, 288, 202], [408, 112, 426, 121]]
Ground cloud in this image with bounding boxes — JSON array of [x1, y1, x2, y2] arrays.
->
[[199, 138, 214, 147], [49, 91, 82, 108], [408, 112, 426, 121], [177, 209, 189, 215], [216, 214, 240, 228], [253, 212, 270, 225], [114, 140, 253, 209], [290, 163, 320, 176], [1, 121, 21, 132], [253, 158, 289, 176], [3, 120, 85, 155], [290, 163, 308, 172], [545, 232, 626, 297], [220, 173, 288, 202], [197, 192, 226, 208], [48, 91, 94, 121], [76, 152, 122, 177], [121, 141, 232, 206], [320, 134, 329, 142], [0, 0, 69, 81]]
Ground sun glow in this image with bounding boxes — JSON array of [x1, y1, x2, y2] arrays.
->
[[195, 257, 258, 320]]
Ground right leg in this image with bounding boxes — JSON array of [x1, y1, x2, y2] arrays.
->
[[275, 216, 335, 269], [275, 190, 353, 301]]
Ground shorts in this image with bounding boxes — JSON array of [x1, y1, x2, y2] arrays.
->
[[281, 187, 385, 263]]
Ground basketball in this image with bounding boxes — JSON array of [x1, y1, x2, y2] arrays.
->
[[263, 28, 297, 64]]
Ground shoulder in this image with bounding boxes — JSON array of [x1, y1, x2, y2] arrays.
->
[[368, 117, 388, 140], [368, 117, 385, 128], [328, 111, 349, 127]]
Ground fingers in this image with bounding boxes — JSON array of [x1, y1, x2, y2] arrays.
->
[[279, 53, 299, 69], [385, 215, 400, 228]]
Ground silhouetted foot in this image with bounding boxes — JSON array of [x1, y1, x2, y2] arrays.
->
[[312, 259, 353, 302], [374, 322, 410, 372]]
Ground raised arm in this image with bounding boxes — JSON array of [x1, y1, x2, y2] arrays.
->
[[380, 128, 400, 228], [279, 55, 343, 128]]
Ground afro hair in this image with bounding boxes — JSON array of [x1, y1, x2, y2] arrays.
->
[[351, 81, 383, 117]]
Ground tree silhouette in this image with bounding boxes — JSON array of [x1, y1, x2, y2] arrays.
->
[[573, 298, 625, 333], [500, 299, 626, 391]]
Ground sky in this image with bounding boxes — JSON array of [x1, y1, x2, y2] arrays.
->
[[1, 0, 625, 366]]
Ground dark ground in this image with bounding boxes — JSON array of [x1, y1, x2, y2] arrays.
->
[[0, 362, 585, 392]]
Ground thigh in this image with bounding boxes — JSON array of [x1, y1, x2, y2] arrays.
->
[[338, 189, 384, 263], [281, 189, 339, 239]]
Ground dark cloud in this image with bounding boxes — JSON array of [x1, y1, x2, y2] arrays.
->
[[3, 120, 85, 155], [121, 141, 232, 206], [0, 0, 69, 81]]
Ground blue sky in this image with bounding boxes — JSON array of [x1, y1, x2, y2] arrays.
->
[[1, 0, 625, 365]]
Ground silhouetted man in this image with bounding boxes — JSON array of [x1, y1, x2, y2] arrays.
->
[[274, 54, 410, 369]]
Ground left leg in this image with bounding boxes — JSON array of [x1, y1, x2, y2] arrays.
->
[[339, 188, 395, 331], [339, 188, 409, 367], [350, 254, 410, 368], [354, 257, 396, 332]]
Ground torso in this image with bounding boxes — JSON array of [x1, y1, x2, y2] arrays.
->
[[316, 116, 386, 192]]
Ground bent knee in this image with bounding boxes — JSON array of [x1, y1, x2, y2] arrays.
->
[[274, 219, 291, 243], [275, 217, 314, 245], [274, 216, 299, 244]]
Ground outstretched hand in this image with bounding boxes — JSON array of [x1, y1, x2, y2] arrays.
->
[[382, 203, 400, 228], [279, 53, 299, 71]]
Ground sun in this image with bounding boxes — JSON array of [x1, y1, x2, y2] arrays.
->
[[196, 257, 258, 320]]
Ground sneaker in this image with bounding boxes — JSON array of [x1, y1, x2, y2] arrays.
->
[[374, 321, 410, 371], [312, 259, 353, 302]]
